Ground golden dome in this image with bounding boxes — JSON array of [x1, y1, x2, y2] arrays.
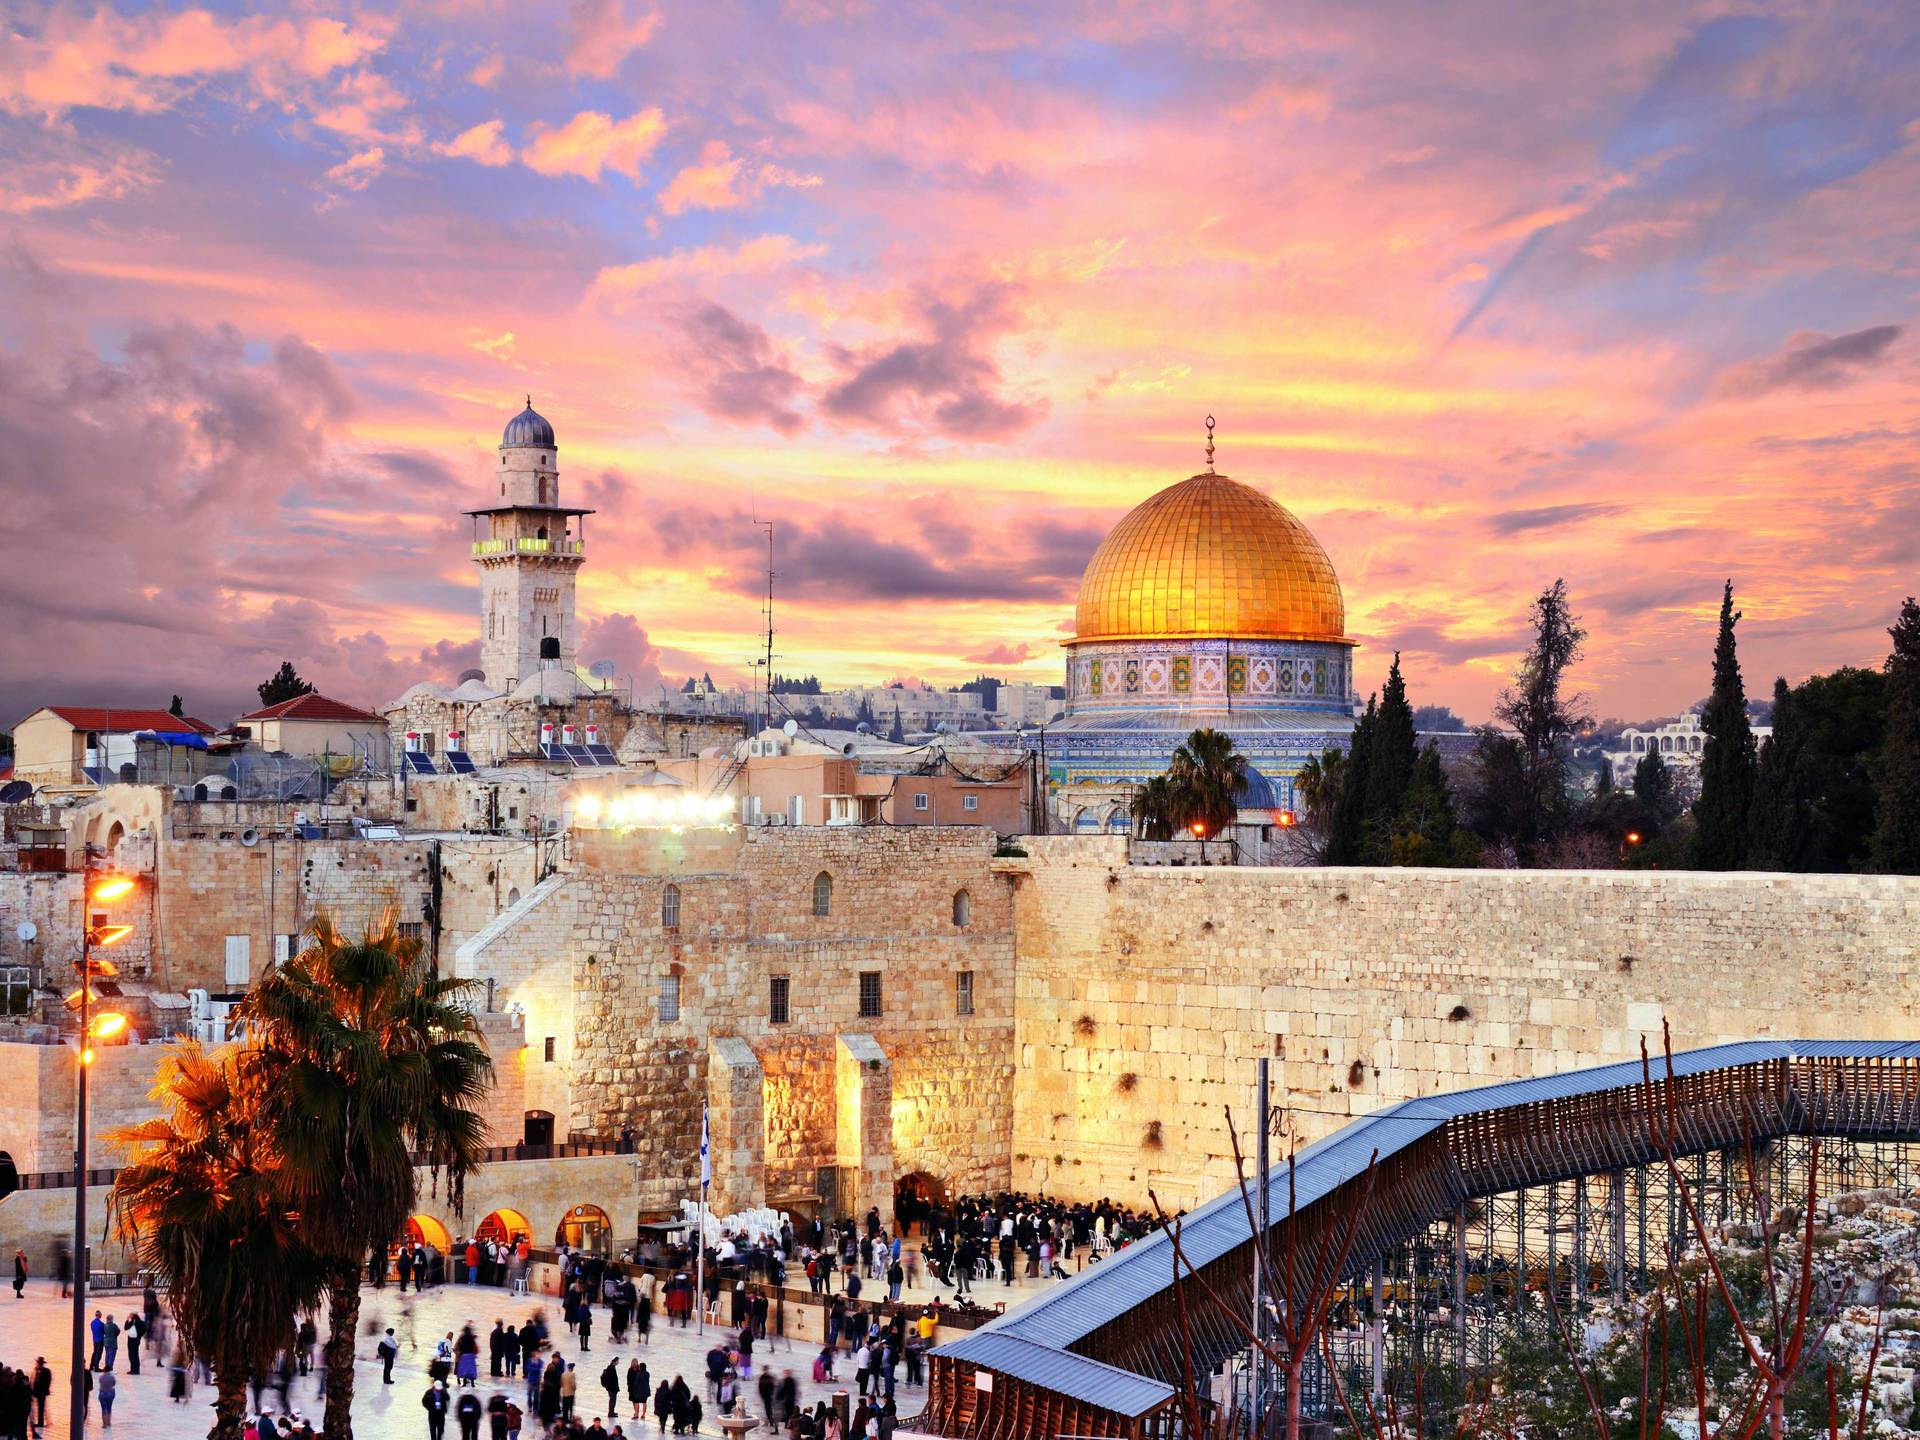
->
[[1072, 473, 1348, 644]]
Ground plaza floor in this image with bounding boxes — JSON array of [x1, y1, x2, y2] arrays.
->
[[1, 1260, 1071, 1440]]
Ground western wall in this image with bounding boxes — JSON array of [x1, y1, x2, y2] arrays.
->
[[1004, 837, 1920, 1210]]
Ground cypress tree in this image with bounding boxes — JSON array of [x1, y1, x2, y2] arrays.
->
[[1693, 580, 1757, 869], [1632, 749, 1674, 821], [1747, 678, 1810, 871], [1325, 696, 1376, 865], [1594, 759, 1613, 797], [1361, 654, 1418, 836], [1870, 597, 1920, 873]]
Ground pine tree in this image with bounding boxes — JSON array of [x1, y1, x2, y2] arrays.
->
[[888, 706, 905, 744], [1489, 579, 1589, 857], [1870, 597, 1920, 873], [257, 661, 315, 708], [1692, 580, 1757, 869], [169, 694, 184, 717], [1747, 678, 1810, 871], [1594, 759, 1613, 797]]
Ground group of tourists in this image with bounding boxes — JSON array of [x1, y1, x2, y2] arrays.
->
[[377, 1233, 533, 1292], [916, 1191, 1155, 1293]]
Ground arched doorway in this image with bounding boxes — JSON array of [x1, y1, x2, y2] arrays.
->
[[0, 1150, 17, 1199], [893, 1171, 946, 1235], [478, 1208, 532, 1246], [556, 1204, 611, 1255], [405, 1214, 451, 1252], [523, 1110, 555, 1148]]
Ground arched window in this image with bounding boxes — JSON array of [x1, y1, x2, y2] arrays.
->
[[661, 883, 680, 930], [811, 871, 832, 917], [1691, 735, 1702, 752], [952, 889, 971, 927]]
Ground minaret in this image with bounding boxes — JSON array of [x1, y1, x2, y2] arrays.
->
[[468, 399, 592, 692]]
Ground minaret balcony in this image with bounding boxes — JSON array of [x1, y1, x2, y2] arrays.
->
[[472, 537, 583, 557]]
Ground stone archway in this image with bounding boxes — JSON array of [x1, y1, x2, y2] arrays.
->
[[893, 1169, 947, 1235], [556, 1203, 612, 1254]]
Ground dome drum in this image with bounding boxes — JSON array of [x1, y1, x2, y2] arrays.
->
[[1066, 636, 1351, 715]]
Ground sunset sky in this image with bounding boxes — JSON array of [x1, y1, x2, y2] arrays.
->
[[2, 0, 1916, 727]]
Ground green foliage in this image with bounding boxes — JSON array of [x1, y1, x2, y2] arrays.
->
[[1294, 748, 1345, 833], [1410, 703, 1469, 731], [109, 1042, 325, 1440], [256, 660, 315, 708], [1870, 596, 1920, 873], [169, 694, 184, 717], [1168, 728, 1249, 839], [1477, 579, 1590, 858], [1129, 773, 1179, 841], [1693, 581, 1757, 869], [1632, 749, 1677, 821], [234, 917, 493, 1440], [887, 705, 905, 743], [768, 674, 823, 695], [1325, 656, 1466, 865]]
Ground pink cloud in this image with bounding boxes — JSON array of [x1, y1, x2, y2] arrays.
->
[[565, 0, 661, 79], [965, 643, 1036, 665], [436, 120, 514, 167], [657, 140, 746, 214]]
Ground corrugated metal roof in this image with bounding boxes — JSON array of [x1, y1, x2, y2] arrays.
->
[[975, 1041, 1916, 1358], [932, 1331, 1176, 1417]]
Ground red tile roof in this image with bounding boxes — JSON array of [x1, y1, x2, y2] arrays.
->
[[42, 707, 216, 734], [237, 693, 388, 724]]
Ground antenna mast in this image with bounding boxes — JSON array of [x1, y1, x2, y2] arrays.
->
[[758, 521, 775, 734]]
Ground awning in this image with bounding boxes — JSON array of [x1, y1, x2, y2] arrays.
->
[[138, 731, 211, 749]]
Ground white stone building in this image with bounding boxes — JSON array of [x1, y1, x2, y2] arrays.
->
[[1604, 711, 1773, 786]]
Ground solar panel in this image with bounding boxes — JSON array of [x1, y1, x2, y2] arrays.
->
[[297, 824, 324, 840], [586, 744, 618, 766], [564, 745, 594, 764], [445, 750, 477, 774], [540, 743, 563, 761], [81, 766, 108, 785], [404, 752, 438, 775]]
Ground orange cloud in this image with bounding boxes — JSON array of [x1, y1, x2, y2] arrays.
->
[[521, 108, 667, 181], [0, 7, 386, 118], [658, 140, 746, 214], [436, 119, 513, 167]]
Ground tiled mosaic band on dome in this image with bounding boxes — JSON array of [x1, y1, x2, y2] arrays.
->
[[1065, 637, 1353, 714]]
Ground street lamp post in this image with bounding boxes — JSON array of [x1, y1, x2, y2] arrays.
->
[[68, 867, 133, 1437]]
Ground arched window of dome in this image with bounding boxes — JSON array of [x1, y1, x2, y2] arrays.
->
[[661, 883, 680, 930], [811, 871, 832, 917], [952, 889, 970, 927]]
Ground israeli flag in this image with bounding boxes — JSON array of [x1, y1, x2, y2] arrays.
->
[[700, 1105, 711, 1188]]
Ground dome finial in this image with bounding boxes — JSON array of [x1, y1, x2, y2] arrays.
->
[[1205, 414, 1216, 474]]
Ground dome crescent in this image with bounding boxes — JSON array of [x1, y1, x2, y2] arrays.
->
[[1072, 473, 1348, 645]]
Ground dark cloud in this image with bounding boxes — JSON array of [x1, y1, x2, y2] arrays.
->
[[645, 499, 1101, 607], [822, 284, 1046, 441], [1484, 502, 1625, 535], [1722, 325, 1902, 396], [673, 302, 803, 434], [0, 247, 470, 724], [1586, 583, 1708, 618], [578, 613, 668, 693]]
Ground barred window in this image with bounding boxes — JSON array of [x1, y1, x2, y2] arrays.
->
[[661, 883, 680, 929], [398, 921, 426, 940], [956, 970, 974, 1016], [543, 1037, 556, 1063], [812, 871, 832, 917], [770, 976, 791, 1025], [858, 970, 882, 1018], [660, 973, 681, 1023]]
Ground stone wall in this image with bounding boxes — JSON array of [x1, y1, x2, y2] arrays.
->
[[459, 825, 1019, 1218], [1004, 841, 1920, 1210]]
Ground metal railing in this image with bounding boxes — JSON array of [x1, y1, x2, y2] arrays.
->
[[472, 538, 583, 557]]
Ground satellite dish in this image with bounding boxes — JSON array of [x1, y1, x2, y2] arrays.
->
[[588, 659, 618, 680], [457, 668, 487, 684], [0, 779, 32, 804], [15, 922, 36, 943], [783, 719, 798, 738]]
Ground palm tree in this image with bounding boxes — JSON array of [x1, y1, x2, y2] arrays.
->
[[234, 915, 494, 1440], [108, 1042, 324, 1440], [1169, 728, 1251, 838], [1294, 747, 1345, 832], [1129, 774, 1178, 840]]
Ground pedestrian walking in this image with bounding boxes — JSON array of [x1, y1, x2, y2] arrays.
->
[[12, 1250, 25, 1299], [88, 1311, 106, 1371], [558, 1362, 577, 1422], [423, 1382, 450, 1440], [456, 1388, 483, 1440], [379, 1328, 400, 1384], [96, 1372, 116, 1427], [33, 1357, 53, 1430], [576, 1303, 592, 1353]]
